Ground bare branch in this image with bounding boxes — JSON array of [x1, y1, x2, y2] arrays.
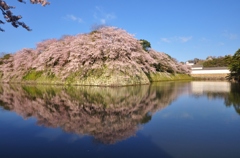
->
[[18, 21, 32, 31], [0, 0, 15, 10], [18, 0, 26, 4], [0, 0, 49, 32], [30, 0, 50, 6]]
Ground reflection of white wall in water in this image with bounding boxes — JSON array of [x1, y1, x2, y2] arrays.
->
[[191, 81, 230, 94], [191, 69, 230, 74]]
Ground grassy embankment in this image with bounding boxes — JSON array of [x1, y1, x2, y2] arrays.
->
[[191, 74, 228, 80], [21, 69, 192, 86]]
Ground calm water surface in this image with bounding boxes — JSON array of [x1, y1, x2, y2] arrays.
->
[[0, 81, 240, 158]]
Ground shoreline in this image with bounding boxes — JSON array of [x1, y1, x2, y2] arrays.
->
[[0, 73, 192, 87], [191, 73, 228, 81]]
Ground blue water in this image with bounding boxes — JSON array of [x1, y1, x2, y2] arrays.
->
[[0, 81, 240, 158]]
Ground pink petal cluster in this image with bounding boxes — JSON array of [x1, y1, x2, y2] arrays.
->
[[0, 26, 191, 84]]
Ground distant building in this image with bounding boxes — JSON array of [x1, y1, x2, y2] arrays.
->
[[191, 67, 230, 74], [185, 61, 194, 66], [185, 60, 230, 77], [191, 65, 203, 70]]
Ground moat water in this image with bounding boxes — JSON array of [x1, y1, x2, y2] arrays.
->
[[0, 81, 240, 158]]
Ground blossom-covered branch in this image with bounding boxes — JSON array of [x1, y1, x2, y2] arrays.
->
[[0, 0, 49, 32]]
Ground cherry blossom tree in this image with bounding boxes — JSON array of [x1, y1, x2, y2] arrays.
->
[[0, 26, 191, 85], [0, 0, 50, 32]]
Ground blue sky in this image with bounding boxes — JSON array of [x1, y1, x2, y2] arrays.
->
[[1, 0, 239, 62]]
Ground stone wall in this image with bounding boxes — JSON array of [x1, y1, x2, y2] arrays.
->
[[191, 68, 230, 80]]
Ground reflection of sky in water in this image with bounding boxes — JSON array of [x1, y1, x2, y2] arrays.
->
[[36, 128, 65, 141], [140, 91, 240, 158], [0, 81, 240, 158]]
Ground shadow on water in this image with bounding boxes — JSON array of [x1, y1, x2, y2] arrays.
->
[[0, 82, 188, 145]]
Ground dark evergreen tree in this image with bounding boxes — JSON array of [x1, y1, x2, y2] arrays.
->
[[228, 49, 240, 82], [139, 39, 151, 51]]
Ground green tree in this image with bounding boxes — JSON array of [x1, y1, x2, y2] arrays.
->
[[228, 49, 240, 82], [139, 39, 151, 51], [203, 55, 232, 67]]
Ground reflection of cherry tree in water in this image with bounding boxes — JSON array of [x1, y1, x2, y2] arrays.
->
[[0, 82, 187, 144]]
